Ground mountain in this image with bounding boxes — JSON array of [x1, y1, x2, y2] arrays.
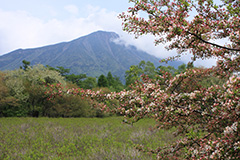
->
[[0, 31, 182, 81]]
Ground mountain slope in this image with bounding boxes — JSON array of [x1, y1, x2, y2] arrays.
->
[[0, 31, 181, 80]]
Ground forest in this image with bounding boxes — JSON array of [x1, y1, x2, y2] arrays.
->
[[2, 59, 221, 118]]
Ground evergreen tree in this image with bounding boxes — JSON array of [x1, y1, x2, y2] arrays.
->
[[20, 60, 30, 71], [97, 74, 108, 87], [112, 76, 124, 92], [81, 77, 97, 89], [65, 74, 87, 86], [106, 72, 114, 87], [46, 65, 70, 77]]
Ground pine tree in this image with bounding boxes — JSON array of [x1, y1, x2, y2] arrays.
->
[[97, 74, 108, 87]]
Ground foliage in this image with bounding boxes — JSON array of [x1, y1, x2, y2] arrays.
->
[[0, 72, 19, 117], [3, 64, 66, 117], [111, 75, 125, 92], [105, 72, 125, 92], [157, 65, 177, 76], [65, 73, 87, 86], [1, 63, 124, 117], [125, 60, 156, 87], [19, 60, 31, 71], [156, 63, 188, 77], [46, 65, 70, 77], [44, 83, 113, 118], [46, 66, 124, 91], [107, 71, 114, 86], [47, 65, 100, 89], [98, 74, 109, 87], [80, 77, 97, 89], [45, 94, 96, 117]]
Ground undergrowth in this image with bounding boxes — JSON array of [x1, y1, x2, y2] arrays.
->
[[0, 117, 177, 160]]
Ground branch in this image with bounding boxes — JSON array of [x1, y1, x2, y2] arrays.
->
[[170, 76, 185, 94], [186, 31, 240, 52], [145, 6, 240, 52]]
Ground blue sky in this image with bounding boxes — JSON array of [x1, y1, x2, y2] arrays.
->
[[0, 0, 216, 66], [0, 0, 131, 54], [0, 0, 131, 21]]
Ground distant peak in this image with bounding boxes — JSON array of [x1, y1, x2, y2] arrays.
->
[[92, 30, 117, 34], [88, 30, 119, 39]]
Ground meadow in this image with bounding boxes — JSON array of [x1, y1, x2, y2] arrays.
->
[[0, 117, 177, 160]]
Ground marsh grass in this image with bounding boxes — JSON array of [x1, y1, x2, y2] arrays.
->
[[0, 117, 178, 160]]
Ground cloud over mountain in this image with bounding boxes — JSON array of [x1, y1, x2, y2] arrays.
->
[[1, 31, 180, 82], [0, 2, 216, 67]]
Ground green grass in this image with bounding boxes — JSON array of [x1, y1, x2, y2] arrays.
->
[[0, 117, 177, 160]]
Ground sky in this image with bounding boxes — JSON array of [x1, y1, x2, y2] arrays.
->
[[0, 0, 216, 67]]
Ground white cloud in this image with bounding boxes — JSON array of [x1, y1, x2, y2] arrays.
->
[[64, 5, 79, 15], [115, 33, 218, 67], [0, 6, 216, 67], [0, 9, 44, 54], [118, 33, 177, 58], [0, 7, 115, 55]]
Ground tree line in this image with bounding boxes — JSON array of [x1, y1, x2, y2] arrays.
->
[[0, 59, 226, 118]]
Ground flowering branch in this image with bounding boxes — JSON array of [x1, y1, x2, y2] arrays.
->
[[186, 31, 240, 52]]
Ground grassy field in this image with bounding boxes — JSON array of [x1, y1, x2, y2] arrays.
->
[[0, 117, 177, 160]]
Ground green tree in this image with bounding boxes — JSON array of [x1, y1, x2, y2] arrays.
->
[[157, 65, 176, 76], [112, 76, 124, 92], [176, 63, 187, 75], [0, 72, 19, 117], [4, 64, 66, 117], [125, 60, 156, 87], [46, 65, 90, 87], [157, 64, 188, 76], [81, 77, 97, 89], [46, 65, 70, 77], [125, 65, 143, 87], [142, 61, 156, 79], [20, 60, 30, 71], [65, 74, 87, 86], [106, 72, 114, 87], [98, 74, 108, 87]]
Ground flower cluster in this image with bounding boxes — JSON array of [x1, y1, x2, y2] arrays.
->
[[119, 0, 239, 74], [118, 1, 239, 157], [109, 73, 239, 159]]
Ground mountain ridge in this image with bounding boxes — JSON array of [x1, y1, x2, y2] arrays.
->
[[0, 31, 182, 81]]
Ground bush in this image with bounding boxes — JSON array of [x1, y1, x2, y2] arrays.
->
[[0, 72, 21, 117], [46, 94, 97, 117], [2, 65, 66, 117]]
